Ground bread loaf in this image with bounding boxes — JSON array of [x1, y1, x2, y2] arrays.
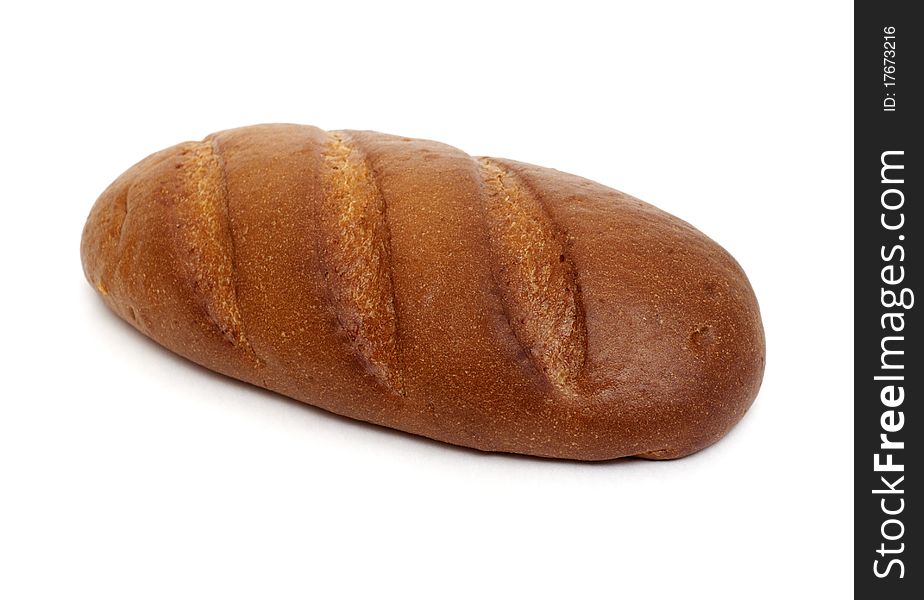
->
[[81, 124, 765, 460]]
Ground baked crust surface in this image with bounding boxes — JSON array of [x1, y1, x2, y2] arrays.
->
[[81, 124, 765, 460]]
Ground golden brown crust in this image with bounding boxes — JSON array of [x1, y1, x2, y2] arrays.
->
[[478, 158, 586, 396], [81, 124, 765, 461], [175, 141, 256, 358], [318, 132, 402, 393]]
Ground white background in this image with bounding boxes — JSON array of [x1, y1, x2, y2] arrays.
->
[[0, 1, 853, 598]]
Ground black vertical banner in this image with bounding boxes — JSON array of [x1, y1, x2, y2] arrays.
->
[[856, 1, 921, 596]]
